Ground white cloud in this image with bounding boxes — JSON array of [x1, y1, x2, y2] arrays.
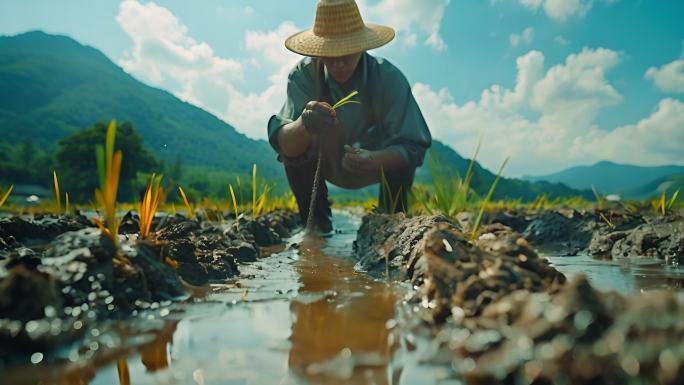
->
[[554, 35, 570, 46], [412, 47, 682, 175], [117, 1, 242, 87], [358, 0, 450, 52], [517, 0, 615, 22], [116, 0, 301, 140], [645, 43, 684, 93], [510, 27, 534, 46]]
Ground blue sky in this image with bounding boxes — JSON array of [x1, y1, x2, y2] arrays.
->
[[1, 0, 683, 176]]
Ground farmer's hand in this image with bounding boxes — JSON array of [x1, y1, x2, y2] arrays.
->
[[342, 145, 377, 172], [301, 101, 338, 135]]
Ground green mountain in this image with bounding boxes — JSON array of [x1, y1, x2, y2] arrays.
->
[[1, 30, 584, 202], [522, 161, 684, 197], [0, 30, 283, 181], [625, 173, 684, 199]]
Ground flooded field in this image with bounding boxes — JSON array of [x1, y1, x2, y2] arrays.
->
[[3, 211, 683, 385]]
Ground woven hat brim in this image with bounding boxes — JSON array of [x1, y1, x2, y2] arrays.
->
[[285, 24, 395, 57]]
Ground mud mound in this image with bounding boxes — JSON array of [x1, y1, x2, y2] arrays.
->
[[589, 216, 684, 261], [0, 210, 299, 360]]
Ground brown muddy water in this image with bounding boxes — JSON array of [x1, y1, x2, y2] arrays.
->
[[3, 211, 684, 385]]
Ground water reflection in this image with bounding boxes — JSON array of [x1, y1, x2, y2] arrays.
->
[[288, 235, 398, 384]]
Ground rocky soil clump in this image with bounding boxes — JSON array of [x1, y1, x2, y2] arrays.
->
[[355, 212, 684, 384], [0, 210, 298, 362], [588, 215, 684, 261]]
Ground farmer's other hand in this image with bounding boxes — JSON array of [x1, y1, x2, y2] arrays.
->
[[301, 101, 337, 135], [342, 145, 377, 172]]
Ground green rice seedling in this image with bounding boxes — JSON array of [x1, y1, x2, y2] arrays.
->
[[470, 157, 509, 241], [332, 90, 360, 110], [652, 189, 681, 216], [427, 139, 481, 217], [0, 185, 13, 208], [94, 120, 122, 245], [592, 185, 606, 210], [250, 164, 273, 217], [52, 170, 61, 213], [139, 173, 164, 238], [229, 184, 240, 218], [379, 167, 404, 214], [252, 164, 257, 214], [531, 194, 547, 211], [178, 186, 193, 218], [598, 212, 615, 228]]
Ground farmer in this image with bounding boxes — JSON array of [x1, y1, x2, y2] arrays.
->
[[267, 0, 431, 232]]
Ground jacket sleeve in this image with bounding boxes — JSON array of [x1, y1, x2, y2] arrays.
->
[[378, 66, 432, 168], [267, 69, 317, 153]]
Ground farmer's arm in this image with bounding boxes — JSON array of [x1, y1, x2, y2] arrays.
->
[[276, 117, 312, 157]]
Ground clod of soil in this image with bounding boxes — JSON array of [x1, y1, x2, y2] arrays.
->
[[589, 216, 684, 261]]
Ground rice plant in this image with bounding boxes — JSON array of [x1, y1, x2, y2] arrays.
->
[[420, 139, 482, 217], [138, 173, 164, 238], [0, 185, 13, 208], [94, 120, 122, 245], [470, 157, 509, 240], [652, 189, 680, 216], [332, 90, 360, 110], [52, 170, 61, 213], [178, 186, 193, 218], [379, 167, 404, 214], [251, 164, 272, 216]]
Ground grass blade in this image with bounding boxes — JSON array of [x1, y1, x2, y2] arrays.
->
[[471, 157, 509, 241], [178, 186, 193, 218], [0, 185, 13, 208], [332, 90, 359, 110], [52, 170, 61, 213]]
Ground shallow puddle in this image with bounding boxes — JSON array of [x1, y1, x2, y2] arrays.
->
[[3, 212, 684, 385], [548, 254, 684, 293], [4, 211, 408, 385]]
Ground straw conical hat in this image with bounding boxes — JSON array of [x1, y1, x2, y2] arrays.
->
[[285, 0, 395, 57]]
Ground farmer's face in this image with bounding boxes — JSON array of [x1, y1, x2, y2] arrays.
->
[[321, 52, 363, 84]]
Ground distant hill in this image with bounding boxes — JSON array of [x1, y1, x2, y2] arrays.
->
[[0, 31, 283, 180], [1, 31, 585, 202], [523, 161, 684, 197], [625, 173, 684, 199]]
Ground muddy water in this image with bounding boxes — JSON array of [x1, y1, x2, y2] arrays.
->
[[4, 212, 684, 385], [6, 211, 409, 385], [548, 254, 684, 292]]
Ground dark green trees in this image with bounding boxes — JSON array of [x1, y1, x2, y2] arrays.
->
[[56, 121, 158, 201]]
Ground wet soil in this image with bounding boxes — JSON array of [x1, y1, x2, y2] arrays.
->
[[355, 212, 684, 384], [2, 211, 411, 385], [0, 208, 682, 384], [0, 210, 298, 363]]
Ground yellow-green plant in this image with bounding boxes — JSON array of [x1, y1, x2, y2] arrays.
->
[[425, 139, 481, 217], [652, 189, 680, 216], [379, 167, 404, 214], [229, 184, 240, 217], [94, 120, 122, 244], [52, 170, 61, 212], [0, 185, 13, 208], [470, 157, 509, 240], [598, 212, 615, 228], [178, 186, 193, 218], [250, 164, 272, 216], [332, 90, 360, 110], [592, 185, 607, 210], [139, 173, 164, 238]]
